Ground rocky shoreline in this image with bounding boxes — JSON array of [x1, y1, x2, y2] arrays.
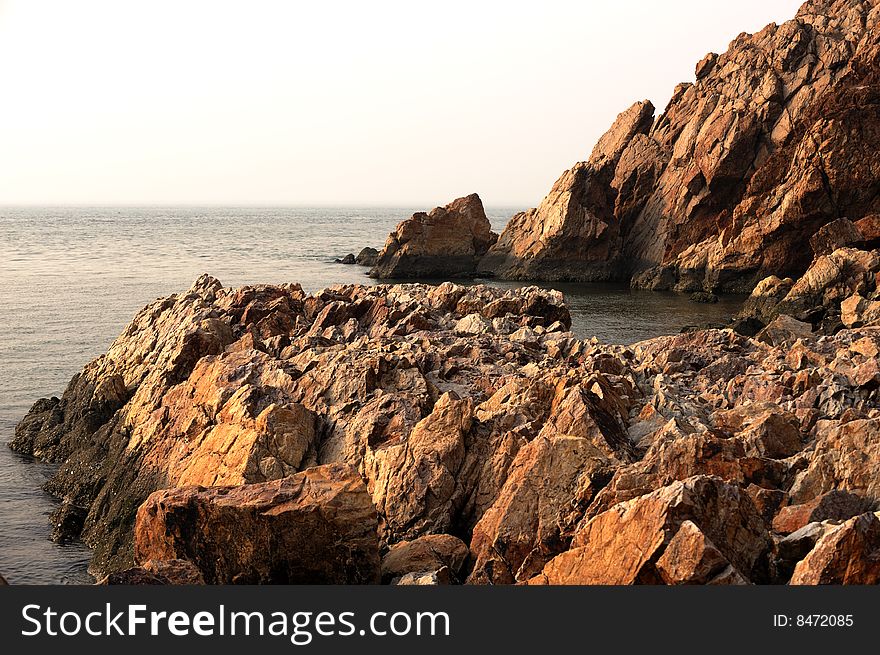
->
[[8, 264, 880, 584], [6, 0, 880, 586]]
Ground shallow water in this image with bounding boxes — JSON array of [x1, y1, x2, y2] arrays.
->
[[0, 207, 744, 583]]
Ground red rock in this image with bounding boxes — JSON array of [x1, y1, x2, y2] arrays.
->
[[468, 436, 614, 584], [809, 218, 864, 257], [789, 418, 880, 505]]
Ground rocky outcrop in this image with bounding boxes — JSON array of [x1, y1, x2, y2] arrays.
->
[[134, 463, 380, 584], [13, 276, 880, 584], [478, 0, 880, 292], [370, 194, 497, 278]]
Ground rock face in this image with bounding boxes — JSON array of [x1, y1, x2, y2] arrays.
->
[[370, 194, 498, 278], [479, 0, 880, 292], [12, 275, 880, 584], [134, 464, 380, 584]]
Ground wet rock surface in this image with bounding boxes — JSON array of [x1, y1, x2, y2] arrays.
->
[[11, 271, 880, 585]]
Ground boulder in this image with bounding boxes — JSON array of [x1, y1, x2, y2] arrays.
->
[[841, 293, 880, 328], [468, 436, 614, 584], [134, 463, 380, 584], [655, 520, 746, 585], [381, 534, 468, 583], [756, 314, 813, 347], [809, 218, 864, 257], [370, 194, 497, 278], [737, 275, 794, 323], [394, 567, 453, 585], [355, 247, 379, 267], [528, 476, 771, 585], [789, 419, 880, 505], [790, 513, 880, 585], [772, 491, 873, 535]]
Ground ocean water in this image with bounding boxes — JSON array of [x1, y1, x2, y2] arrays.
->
[[0, 206, 744, 584]]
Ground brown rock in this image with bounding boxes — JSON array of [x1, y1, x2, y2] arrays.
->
[[134, 463, 380, 584], [381, 534, 468, 583], [854, 214, 880, 244], [756, 314, 813, 347], [712, 403, 805, 459], [841, 293, 880, 328], [370, 194, 497, 278], [655, 520, 741, 585], [468, 435, 614, 584], [809, 218, 864, 257], [737, 276, 794, 323], [790, 513, 880, 584], [772, 491, 873, 535], [528, 476, 771, 585], [356, 247, 379, 267], [394, 567, 453, 585], [789, 418, 880, 504]]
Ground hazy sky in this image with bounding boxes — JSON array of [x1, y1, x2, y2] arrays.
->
[[0, 0, 805, 207]]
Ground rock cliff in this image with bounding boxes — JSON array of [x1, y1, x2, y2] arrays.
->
[[12, 275, 880, 584], [480, 0, 880, 292]]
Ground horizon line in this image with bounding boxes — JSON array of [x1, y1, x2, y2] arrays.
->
[[0, 202, 532, 210]]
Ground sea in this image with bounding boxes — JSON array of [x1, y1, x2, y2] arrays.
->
[[0, 206, 743, 583]]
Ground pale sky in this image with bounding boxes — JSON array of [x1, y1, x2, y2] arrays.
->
[[0, 0, 804, 207]]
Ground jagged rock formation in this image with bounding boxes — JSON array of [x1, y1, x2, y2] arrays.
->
[[12, 275, 880, 584], [370, 194, 498, 278], [479, 0, 880, 292], [134, 463, 380, 584]]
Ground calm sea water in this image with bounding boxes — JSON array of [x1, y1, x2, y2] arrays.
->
[[0, 207, 743, 584]]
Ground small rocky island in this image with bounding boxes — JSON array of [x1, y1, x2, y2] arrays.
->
[[8, 0, 880, 585]]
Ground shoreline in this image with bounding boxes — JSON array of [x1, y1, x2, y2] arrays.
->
[[7, 273, 879, 585]]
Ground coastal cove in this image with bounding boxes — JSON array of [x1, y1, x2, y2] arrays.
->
[[0, 207, 743, 584]]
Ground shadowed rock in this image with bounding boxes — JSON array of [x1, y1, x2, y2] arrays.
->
[[370, 194, 497, 278], [134, 463, 380, 584]]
